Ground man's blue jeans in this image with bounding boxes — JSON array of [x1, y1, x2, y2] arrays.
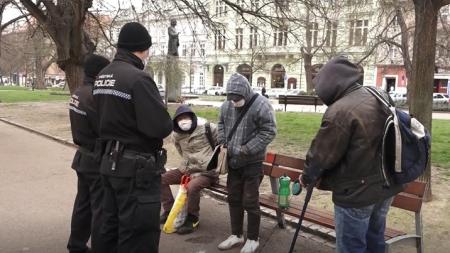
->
[[334, 197, 394, 253]]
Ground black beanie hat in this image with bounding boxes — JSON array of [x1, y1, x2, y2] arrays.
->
[[84, 54, 110, 79], [117, 22, 152, 52]]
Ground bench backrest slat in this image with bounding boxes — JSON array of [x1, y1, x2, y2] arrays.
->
[[271, 166, 302, 181], [273, 154, 304, 170], [401, 181, 426, 197], [391, 192, 423, 212]]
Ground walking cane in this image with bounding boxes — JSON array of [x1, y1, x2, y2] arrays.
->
[[288, 183, 315, 253]]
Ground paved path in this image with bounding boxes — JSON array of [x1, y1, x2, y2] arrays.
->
[[0, 121, 333, 253]]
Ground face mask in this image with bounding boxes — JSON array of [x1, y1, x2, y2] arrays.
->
[[231, 99, 245, 108], [178, 119, 192, 131]]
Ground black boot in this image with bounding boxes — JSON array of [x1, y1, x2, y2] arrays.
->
[[160, 211, 170, 224], [176, 214, 199, 234]]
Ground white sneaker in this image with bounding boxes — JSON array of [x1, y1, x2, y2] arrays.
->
[[218, 235, 245, 250], [240, 239, 259, 253]]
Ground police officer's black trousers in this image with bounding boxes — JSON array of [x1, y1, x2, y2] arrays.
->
[[100, 174, 161, 253], [67, 172, 103, 253]]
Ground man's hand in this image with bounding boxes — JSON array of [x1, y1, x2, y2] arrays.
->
[[299, 175, 308, 188], [239, 145, 250, 156]]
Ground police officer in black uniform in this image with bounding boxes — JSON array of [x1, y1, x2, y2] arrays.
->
[[68, 54, 110, 253], [93, 22, 173, 253]]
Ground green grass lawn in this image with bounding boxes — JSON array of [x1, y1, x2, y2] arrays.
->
[[168, 105, 450, 168], [0, 86, 69, 103]]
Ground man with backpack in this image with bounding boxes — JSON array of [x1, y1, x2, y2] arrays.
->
[[160, 105, 218, 234], [300, 56, 403, 253], [217, 73, 277, 253]]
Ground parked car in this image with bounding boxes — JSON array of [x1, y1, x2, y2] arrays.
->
[[433, 93, 449, 104], [205, 86, 226, 96], [157, 84, 165, 98], [252, 87, 263, 95], [390, 92, 407, 106]]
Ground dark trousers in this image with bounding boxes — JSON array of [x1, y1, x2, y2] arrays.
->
[[67, 172, 103, 253], [161, 169, 216, 217], [100, 174, 161, 253], [227, 163, 263, 240]]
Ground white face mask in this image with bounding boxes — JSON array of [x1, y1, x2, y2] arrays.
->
[[231, 99, 245, 108], [178, 119, 192, 131]]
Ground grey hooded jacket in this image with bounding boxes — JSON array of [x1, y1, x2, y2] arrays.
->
[[218, 73, 277, 172]]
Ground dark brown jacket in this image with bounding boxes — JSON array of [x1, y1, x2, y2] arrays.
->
[[302, 57, 402, 208]]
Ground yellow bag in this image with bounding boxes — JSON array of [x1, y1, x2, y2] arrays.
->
[[163, 175, 190, 234]]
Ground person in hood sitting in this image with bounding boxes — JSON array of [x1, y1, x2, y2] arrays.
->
[[160, 105, 218, 234]]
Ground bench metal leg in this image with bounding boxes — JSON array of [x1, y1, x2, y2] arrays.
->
[[415, 212, 424, 253], [385, 212, 423, 253], [269, 176, 286, 228]]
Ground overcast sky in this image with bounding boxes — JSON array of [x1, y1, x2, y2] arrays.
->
[[1, 0, 142, 25]]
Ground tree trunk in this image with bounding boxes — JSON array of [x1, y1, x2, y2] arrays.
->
[[34, 54, 46, 89], [64, 63, 84, 94], [303, 51, 314, 93], [409, 1, 441, 201]]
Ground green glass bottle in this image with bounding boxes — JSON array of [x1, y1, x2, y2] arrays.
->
[[278, 174, 291, 209]]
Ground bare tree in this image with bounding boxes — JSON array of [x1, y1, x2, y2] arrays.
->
[[2, 0, 96, 93]]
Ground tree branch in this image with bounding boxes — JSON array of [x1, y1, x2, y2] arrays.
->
[[0, 13, 30, 31], [19, 0, 46, 24], [87, 11, 116, 48]]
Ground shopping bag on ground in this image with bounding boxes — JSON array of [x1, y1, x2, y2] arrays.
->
[[163, 175, 190, 234]]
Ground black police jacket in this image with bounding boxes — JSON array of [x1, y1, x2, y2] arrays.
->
[[69, 76, 100, 172], [93, 48, 173, 153]]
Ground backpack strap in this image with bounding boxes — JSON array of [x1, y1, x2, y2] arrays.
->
[[365, 86, 403, 178], [204, 122, 215, 150]]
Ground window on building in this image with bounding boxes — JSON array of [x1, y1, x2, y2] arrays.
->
[[251, 0, 260, 11], [182, 44, 187, 56], [307, 22, 319, 46], [200, 43, 205, 56], [237, 0, 245, 8], [215, 29, 226, 50], [349, 19, 369, 46], [275, 0, 289, 12], [191, 44, 196, 56], [235, 28, 243, 49], [249, 26, 258, 48], [273, 26, 288, 46], [347, 0, 370, 5], [325, 21, 338, 47], [215, 0, 228, 16], [199, 72, 205, 89], [190, 73, 194, 87]]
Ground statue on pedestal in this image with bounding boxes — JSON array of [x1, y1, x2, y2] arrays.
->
[[168, 19, 179, 57]]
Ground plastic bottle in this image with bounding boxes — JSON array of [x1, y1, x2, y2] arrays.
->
[[278, 174, 291, 209]]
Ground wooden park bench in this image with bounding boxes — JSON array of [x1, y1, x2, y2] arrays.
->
[[207, 152, 426, 253], [278, 95, 324, 112]]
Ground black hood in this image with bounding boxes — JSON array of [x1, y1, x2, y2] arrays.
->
[[313, 56, 363, 106], [172, 105, 198, 134], [113, 48, 145, 70]]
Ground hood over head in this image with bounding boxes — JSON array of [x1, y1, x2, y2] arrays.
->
[[172, 105, 198, 134], [226, 73, 254, 101], [313, 56, 362, 105]]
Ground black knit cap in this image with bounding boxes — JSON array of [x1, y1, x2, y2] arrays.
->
[[84, 54, 110, 78], [117, 22, 152, 52]]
